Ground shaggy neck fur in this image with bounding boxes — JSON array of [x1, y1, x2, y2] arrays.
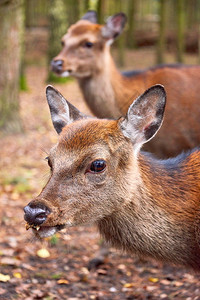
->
[[78, 47, 145, 119], [98, 150, 200, 270]]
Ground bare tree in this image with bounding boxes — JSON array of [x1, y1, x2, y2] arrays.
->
[[156, 0, 167, 64], [0, 0, 23, 134], [97, 0, 106, 24], [47, 0, 68, 82], [176, 0, 185, 63], [127, 0, 136, 49]]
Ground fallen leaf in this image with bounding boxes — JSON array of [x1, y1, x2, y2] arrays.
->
[[148, 277, 159, 283], [173, 280, 183, 287], [0, 273, 11, 282], [146, 285, 158, 291], [160, 279, 171, 285], [0, 257, 20, 266], [36, 248, 50, 258], [123, 283, 134, 288], [109, 287, 117, 292], [57, 279, 69, 285], [97, 269, 107, 275], [13, 272, 22, 279]]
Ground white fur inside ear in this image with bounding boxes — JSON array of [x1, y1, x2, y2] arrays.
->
[[61, 71, 70, 77], [120, 116, 144, 155]]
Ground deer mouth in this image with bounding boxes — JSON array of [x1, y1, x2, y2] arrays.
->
[[25, 223, 66, 238], [60, 70, 71, 77]]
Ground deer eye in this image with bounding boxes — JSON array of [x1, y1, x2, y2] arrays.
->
[[88, 160, 106, 173], [45, 156, 52, 170], [61, 40, 65, 47], [84, 41, 94, 48]]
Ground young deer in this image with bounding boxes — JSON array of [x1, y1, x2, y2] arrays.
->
[[51, 11, 200, 158], [24, 85, 200, 271]]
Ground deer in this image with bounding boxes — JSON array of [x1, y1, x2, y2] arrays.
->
[[51, 10, 200, 159], [24, 85, 200, 271]]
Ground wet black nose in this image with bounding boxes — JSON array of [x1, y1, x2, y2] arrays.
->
[[51, 59, 63, 73], [24, 203, 50, 226]]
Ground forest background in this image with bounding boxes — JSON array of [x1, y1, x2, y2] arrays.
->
[[0, 0, 200, 299]]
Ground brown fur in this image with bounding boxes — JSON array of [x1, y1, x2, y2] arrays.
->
[[27, 118, 200, 270], [24, 85, 200, 271], [52, 17, 200, 158]]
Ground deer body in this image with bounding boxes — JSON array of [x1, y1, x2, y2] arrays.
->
[[51, 11, 200, 158], [99, 151, 200, 270], [78, 62, 200, 157], [24, 85, 200, 271]]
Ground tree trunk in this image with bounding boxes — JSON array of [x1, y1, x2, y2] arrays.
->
[[66, 0, 80, 26], [47, 0, 68, 82], [116, 0, 125, 67], [176, 0, 185, 63], [97, 0, 106, 23], [127, 0, 136, 49], [0, 0, 23, 134], [20, 1, 28, 91], [197, 0, 200, 64], [156, 0, 167, 64], [84, 0, 90, 12]]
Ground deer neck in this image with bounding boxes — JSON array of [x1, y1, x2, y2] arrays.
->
[[78, 48, 141, 119], [98, 152, 200, 269]]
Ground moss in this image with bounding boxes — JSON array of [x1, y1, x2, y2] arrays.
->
[[46, 72, 74, 84], [20, 74, 28, 91]]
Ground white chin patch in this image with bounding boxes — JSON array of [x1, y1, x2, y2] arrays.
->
[[61, 71, 70, 77], [35, 227, 57, 238]]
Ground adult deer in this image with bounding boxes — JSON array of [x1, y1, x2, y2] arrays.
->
[[24, 85, 200, 271], [51, 11, 200, 158]]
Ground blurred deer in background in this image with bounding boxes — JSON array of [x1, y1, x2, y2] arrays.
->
[[24, 85, 200, 271], [51, 11, 200, 159]]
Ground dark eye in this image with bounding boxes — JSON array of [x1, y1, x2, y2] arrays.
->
[[61, 40, 64, 47], [88, 160, 106, 173], [45, 156, 52, 170], [84, 41, 94, 48]]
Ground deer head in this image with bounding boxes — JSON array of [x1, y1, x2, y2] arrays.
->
[[51, 11, 127, 78], [24, 85, 166, 238]]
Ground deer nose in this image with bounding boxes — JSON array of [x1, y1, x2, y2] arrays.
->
[[24, 203, 50, 226], [51, 59, 64, 73]]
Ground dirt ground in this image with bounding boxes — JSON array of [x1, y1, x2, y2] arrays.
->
[[1, 44, 200, 300]]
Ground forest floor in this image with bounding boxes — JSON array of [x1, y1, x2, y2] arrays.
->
[[1, 41, 200, 300]]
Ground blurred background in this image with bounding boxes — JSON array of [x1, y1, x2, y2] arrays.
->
[[1, 1, 200, 299], [0, 0, 200, 134]]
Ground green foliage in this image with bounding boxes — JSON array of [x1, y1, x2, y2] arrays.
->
[[49, 234, 60, 246], [35, 272, 47, 278], [20, 74, 28, 91], [51, 273, 63, 279], [46, 72, 74, 84], [1, 174, 33, 193]]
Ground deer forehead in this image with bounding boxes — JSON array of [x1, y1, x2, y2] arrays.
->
[[63, 21, 102, 46], [57, 119, 124, 152], [47, 119, 125, 174], [69, 20, 102, 36]]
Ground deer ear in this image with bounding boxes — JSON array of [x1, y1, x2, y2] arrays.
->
[[46, 85, 86, 134], [81, 10, 97, 24], [120, 85, 166, 152], [101, 12, 127, 43]]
